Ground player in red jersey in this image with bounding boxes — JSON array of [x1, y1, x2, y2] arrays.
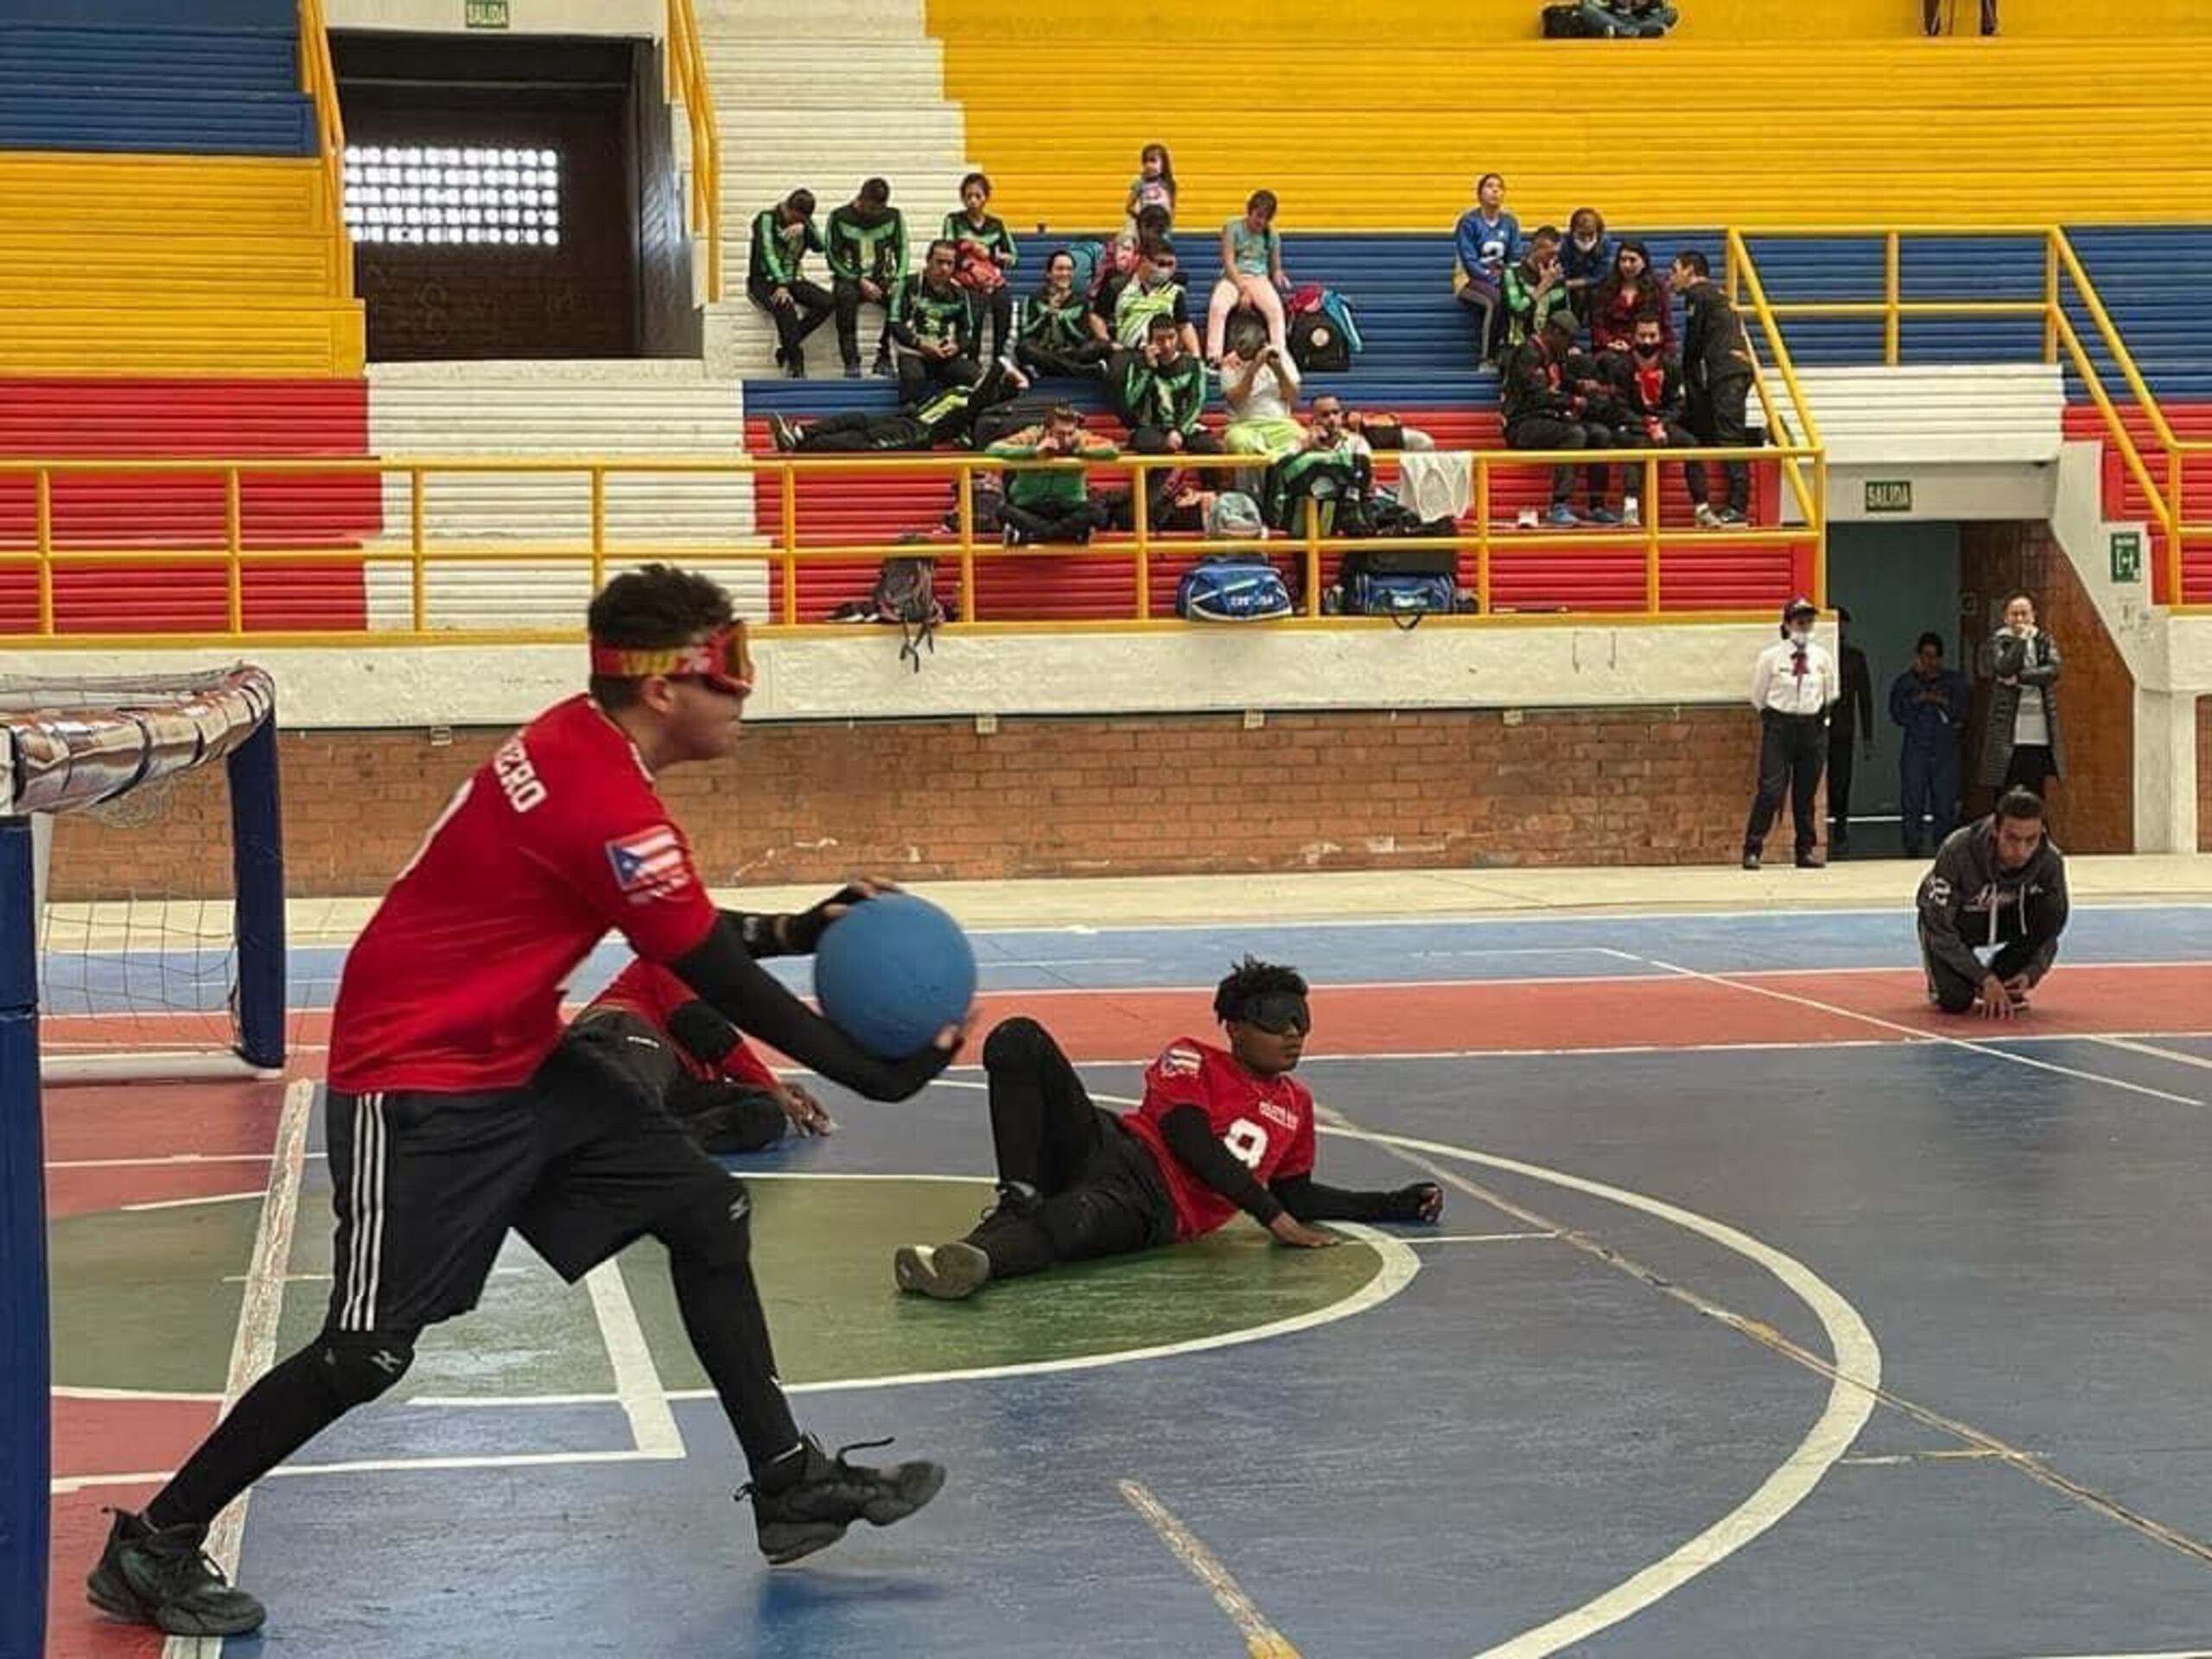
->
[[91, 566, 964, 1638], [892, 957, 1443, 1300], [568, 955, 836, 1151]]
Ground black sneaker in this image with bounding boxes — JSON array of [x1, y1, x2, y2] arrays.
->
[[766, 414, 798, 454], [86, 1510, 266, 1637], [893, 1240, 992, 1300], [742, 1436, 946, 1565]]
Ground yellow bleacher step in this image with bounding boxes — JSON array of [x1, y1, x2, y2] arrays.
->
[[0, 306, 365, 378], [0, 155, 336, 237]]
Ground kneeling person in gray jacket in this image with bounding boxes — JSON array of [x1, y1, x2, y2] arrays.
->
[[1916, 786, 2069, 1019]]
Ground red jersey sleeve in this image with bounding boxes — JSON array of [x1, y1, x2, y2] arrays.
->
[[1141, 1039, 1213, 1111], [721, 1037, 779, 1090]]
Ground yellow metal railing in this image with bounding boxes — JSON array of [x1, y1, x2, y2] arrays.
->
[[665, 0, 722, 302], [1727, 225, 2208, 607], [296, 0, 352, 300], [0, 447, 1814, 647]]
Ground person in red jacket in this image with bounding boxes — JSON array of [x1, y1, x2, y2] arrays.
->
[[891, 957, 1443, 1300], [569, 956, 836, 1150]]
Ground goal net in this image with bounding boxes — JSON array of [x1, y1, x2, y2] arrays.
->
[[3, 665, 287, 1082], [1, 664, 287, 1647]]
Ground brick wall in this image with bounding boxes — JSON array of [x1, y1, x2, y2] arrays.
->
[[1957, 522, 2134, 852], [2198, 698, 2212, 853], [46, 705, 1765, 900]]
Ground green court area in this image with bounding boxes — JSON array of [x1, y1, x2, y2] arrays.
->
[[53, 1177, 1385, 1400]]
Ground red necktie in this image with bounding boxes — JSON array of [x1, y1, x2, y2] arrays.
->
[[1791, 648, 1808, 679]]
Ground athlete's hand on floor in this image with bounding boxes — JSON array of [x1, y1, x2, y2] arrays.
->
[[1975, 974, 2019, 1019], [1268, 1214, 1338, 1249], [1391, 1182, 1446, 1224], [778, 1083, 836, 1136]]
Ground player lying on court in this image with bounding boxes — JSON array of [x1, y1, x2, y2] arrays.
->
[[1916, 785, 2070, 1019], [893, 957, 1444, 1300], [567, 953, 836, 1150], [91, 565, 964, 1639]]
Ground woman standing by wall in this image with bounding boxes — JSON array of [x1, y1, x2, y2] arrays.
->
[[1976, 591, 2063, 810]]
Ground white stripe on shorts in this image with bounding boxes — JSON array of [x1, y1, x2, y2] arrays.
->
[[340, 1093, 388, 1330]]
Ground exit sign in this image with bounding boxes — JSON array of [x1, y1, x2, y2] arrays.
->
[[1864, 479, 1913, 514], [465, 0, 509, 25], [2111, 529, 2143, 583]]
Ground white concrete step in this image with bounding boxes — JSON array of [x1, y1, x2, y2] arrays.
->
[[715, 110, 966, 144], [365, 553, 774, 632], [694, 0, 925, 30]]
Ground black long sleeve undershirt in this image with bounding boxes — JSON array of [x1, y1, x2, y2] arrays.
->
[[1268, 1173, 1400, 1224], [670, 915, 948, 1102], [1158, 1104, 1286, 1228]]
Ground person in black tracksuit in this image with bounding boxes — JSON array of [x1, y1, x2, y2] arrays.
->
[[825, 177, 908, 378], [1501, 317, 1611, 519], [747, 190, 833, 378], [1670, 250, 1755, 524], [1017, 250, 1112, 379], [767, 357, 1024, 454], [887, 239, 984, 405], [1827, 607, 1875, 857], [1916, 790, 2069, 1017]]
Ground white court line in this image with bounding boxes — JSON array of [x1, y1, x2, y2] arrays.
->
[[2093, 1035, 2212, 1075], [1119, 1478, 1303, 1659], [164, 1076, 313, 1659], [48, 1153, 276, 1170], [1985, 1651, 2212, 1659], [1405, 1231, 1558, 1245], [1310, 1116, 1884, 1659], [582, 1261, 683, 1459], [121, 1191, 264, 1212], [1635, 956, 2207, 1108], [55, 1449, 671, 1494], [963, 901, 2212, 937], [54, 1385, 225, 1403]]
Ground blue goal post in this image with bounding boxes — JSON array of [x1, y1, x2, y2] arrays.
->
[[0, 665, 285, 1659]]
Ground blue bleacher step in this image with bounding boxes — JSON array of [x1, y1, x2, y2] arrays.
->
[[0, 0, 295, 28]]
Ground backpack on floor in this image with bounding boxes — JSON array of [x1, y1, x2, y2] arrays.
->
[[872, 554, 948, 668], [1338, 547, 1459, 628]]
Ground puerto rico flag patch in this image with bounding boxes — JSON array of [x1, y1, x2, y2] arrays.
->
[[1157, 1043, 1203, 1077], [605, 824, 695, 903]]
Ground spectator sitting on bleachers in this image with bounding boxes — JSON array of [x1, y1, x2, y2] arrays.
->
[[887, 239, 984, 405], [1587, 239, 1672, 359], [766, 357, 1027, 454], [988, 403, 1120, 545], [1092, 240, 1201, 360], [1016, 250, 1111, 380], [1262, 391, 1374, 534], [747, 188, 832, 381], [1220, 336, 1305, 460], [943, 171, 1018, 363], [1560, 208, 1612, 322], [1111, 315, 1221, 455], [827, 176, 909, 379], [1452, 173, 1522, 368], [1671, 248, 1756, 527], [1502, 317, 1614, 528], [1612, 315, 1695, 522], [1503, 227, 1576, 355], [1206, 190, 1294, 365]]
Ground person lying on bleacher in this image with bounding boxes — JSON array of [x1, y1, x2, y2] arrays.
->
[[1502, 227, 1577, 355], [1588, 240, 1671, 359], [1501, 317, 1617, 528], [747, 188, 833, 381], [1220, 338, 1305, 460], [826, 176, 909, 379], [887, 239, 985, 405], [1091, 239, 1202, 362], [1110, 315, 1222, 455], [987, 404, 1121, 545], [1015, 250, 1112, 381], [765, 356, 1029, 454]]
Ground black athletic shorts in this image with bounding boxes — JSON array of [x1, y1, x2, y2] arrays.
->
[[323, 1039, 747, 1334]]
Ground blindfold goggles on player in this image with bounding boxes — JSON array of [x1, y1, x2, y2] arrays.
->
[[588, 620, 753, 696], [1236, 992, 1311, 1036]]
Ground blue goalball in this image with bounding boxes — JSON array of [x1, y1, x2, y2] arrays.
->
[[812, 893, 977, 1059]]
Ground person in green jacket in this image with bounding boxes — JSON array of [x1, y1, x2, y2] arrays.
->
[[987, 404, 1119, 544], [1110, 315, 1221, 455], [942, 171, 1018, 364], [1502, 226, 1575, 353], [747, 189, 831, 379], [826, 176, 908, 378]]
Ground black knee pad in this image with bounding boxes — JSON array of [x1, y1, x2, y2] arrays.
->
[[655, 1171, 754, 1272], [983, 1016, 1050, 1073], [314, 1328, 417, 1408]]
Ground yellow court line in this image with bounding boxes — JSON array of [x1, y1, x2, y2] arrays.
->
[[1117, 1478, 1304, 1659]]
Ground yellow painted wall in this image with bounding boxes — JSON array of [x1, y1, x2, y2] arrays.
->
[[932, 37, 2212, 232], [0, 154, 361, 376]]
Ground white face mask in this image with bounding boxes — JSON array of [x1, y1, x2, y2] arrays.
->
[[1788, 627, 1811, 647]]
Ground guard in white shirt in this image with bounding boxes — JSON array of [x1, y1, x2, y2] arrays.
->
[[1742, 596, 1840, 870]]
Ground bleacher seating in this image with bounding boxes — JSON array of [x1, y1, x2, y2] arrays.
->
[[0, 0, 315, 156]]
